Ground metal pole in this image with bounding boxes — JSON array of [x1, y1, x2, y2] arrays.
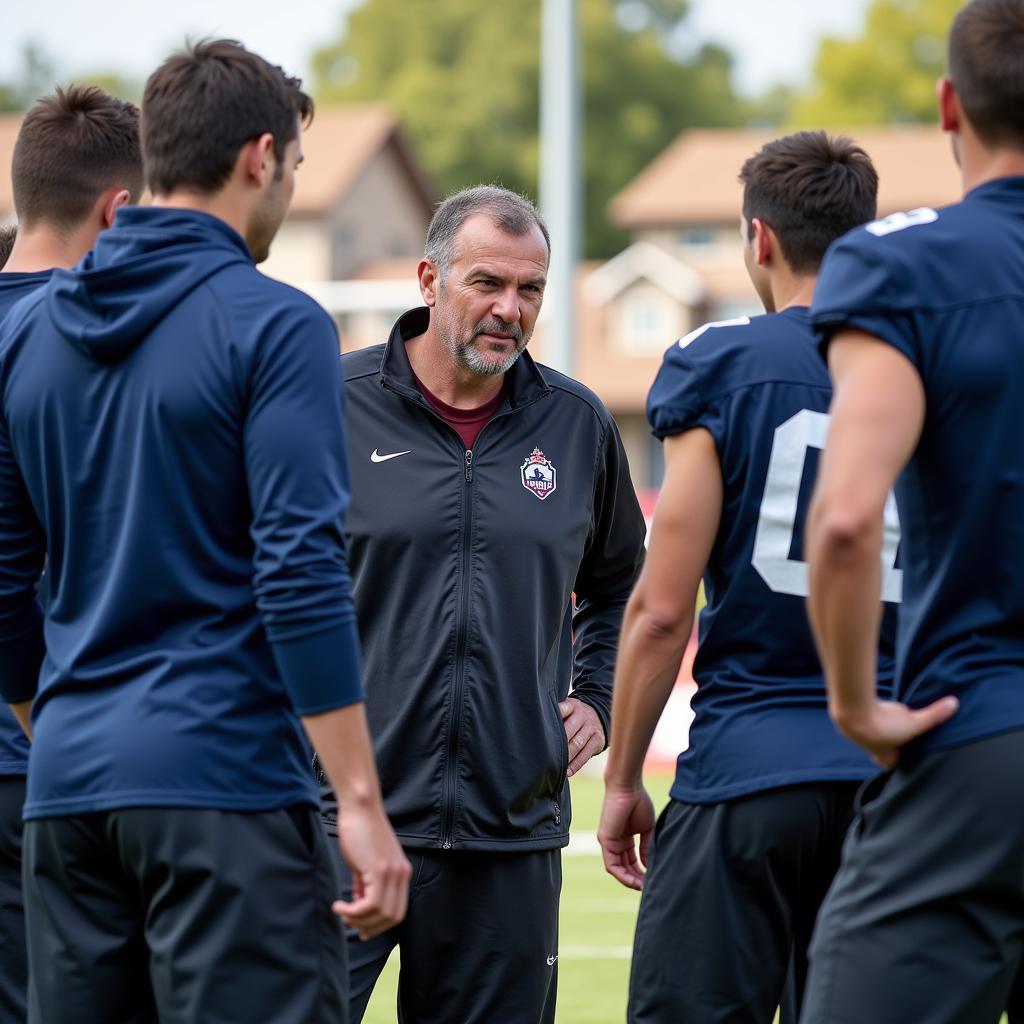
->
[[539, 0, 580, 375]]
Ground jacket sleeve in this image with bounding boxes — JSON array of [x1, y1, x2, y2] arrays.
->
[[0, 407, 46, 704], [570, 415, 645, 743], [244, 302, 364, 716]]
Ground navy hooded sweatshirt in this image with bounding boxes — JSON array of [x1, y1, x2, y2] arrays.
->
[[0, 270, 51, 777], [0, 207, 363, 820]]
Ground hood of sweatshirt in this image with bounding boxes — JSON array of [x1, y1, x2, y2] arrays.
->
[[46, 206, 254, 363]]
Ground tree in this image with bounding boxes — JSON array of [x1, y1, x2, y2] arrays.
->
[[791, 0, 961, 127], [312, 0, 746, 257], [0, 42, 141, 113]]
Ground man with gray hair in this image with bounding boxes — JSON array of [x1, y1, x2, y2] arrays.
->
[[319, 184, 646, 1021]]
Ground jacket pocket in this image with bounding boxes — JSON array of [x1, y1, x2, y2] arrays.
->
[[547, 692, 570, 796]]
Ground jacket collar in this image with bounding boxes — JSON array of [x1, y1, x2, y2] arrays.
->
[[378, 307, 552, 409]]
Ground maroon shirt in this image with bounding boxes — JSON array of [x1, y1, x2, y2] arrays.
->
[[415, 375, 505, 450]]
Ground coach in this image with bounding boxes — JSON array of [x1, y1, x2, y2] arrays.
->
[[322, 185, 646, 1023]]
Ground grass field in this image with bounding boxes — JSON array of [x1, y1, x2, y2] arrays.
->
[[361, 770, 1011, 1023]]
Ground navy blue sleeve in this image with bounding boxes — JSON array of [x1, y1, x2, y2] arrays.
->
[[811, 228, 921, 369], [571, 416, 646, 741], [646, 324, 739, 445], [0, 406, 46, 704], [244, 301, 364, 716]]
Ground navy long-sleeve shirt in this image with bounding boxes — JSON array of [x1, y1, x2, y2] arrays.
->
[[0, 207, 363, 819]]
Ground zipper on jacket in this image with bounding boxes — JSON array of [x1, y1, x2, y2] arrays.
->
[[376, 380, 549, 849], [441, 447, 475, 849]]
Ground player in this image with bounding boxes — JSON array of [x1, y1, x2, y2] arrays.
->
[[0, 84, 142, 1024], [803, 1, 1024, 1020], [0, 42, 408, 1023], [598, 131, 898, 1023]]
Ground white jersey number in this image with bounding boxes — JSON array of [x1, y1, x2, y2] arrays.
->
[[751, 409, 902, 602]]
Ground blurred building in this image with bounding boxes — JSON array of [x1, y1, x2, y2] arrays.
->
[[0, 111, 962, 491], [311, 124, 960, 489]]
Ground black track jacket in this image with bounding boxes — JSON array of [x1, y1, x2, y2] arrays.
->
[[323, 308, 646, 851]]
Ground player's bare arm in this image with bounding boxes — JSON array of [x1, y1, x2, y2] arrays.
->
[[807, 329, 956, 767], [599, 428, 721, 891], [302, 706, 411, 939]]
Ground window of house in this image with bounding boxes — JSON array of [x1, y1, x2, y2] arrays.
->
[[678, 226, 715, 248], [331, 224, 356, 279], [618, 291, 678, 355], [388, 236, 411, 258]]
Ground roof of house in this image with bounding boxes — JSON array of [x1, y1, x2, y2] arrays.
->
[[609, 125, 963, 229], [0, 102, 434, 222], [290, 104, 434, 217]]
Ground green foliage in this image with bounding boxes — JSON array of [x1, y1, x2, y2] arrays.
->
[[0, 42, 141, 113], [791, 0, 962, 127], [312, 0, 746, 257]]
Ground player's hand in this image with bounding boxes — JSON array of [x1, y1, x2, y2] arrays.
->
[[598, 783, 656, 891], [833, 695, 959, 768], [559, 697, 606, 777], [332, 803, 411, 940]]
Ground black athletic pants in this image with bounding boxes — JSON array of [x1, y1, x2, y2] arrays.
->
[[0, 776, 26, 1024], [628, 782, 861, 1024], [23, 805, 348, 1024], [801, 729, 1024, 1024], [326, 830, 561, 1024]]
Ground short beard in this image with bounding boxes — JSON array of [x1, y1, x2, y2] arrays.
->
[[439, 310, 529, 377]]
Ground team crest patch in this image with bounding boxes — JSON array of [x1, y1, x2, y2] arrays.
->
[[521, 447, 557, 500]]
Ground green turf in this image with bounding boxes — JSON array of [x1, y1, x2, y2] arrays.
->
[[360, 772, 1010, 1023]]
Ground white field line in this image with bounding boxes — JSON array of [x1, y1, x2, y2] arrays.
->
[[564, 831, 601, 856], [559, 945, 633, 959]]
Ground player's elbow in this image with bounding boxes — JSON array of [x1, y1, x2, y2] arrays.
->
[[809, 494, 882, 569], [629, 599, 692, 646]]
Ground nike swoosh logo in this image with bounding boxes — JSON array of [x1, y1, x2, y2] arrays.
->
[[546, 955, 558, 966], [370, 449, 412, 463]]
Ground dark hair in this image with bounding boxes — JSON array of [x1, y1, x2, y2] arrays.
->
[[739, 131, 878, 275], [949, 0, 1024, 148], [425, 185, 550, 279], [0, 226, 15, 269], [142, 38, 313, 195], [11, 85, 142, 232]]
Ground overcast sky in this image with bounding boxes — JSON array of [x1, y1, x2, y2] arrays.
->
[[1, 0, 872, 100]]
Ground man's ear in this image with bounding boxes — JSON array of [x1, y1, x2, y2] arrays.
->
[[752, 217, 774, 267], [938, 77, 960, 134], [100, 188, 132, 229], [241, 133, 276, 187], [418, 258, 441, 306]]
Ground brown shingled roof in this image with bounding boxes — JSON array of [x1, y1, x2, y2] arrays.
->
[[291, 104, 434, 216], [610, 125, 963, 229]]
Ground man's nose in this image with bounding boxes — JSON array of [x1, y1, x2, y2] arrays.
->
[[492, 286, 520, 323]]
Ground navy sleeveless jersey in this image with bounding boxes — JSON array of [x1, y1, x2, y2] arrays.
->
[[647, 307, 899, 803], [812, 176, 1024, 756], [0, 271, 51, 775]]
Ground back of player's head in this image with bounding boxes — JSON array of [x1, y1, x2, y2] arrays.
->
[[12, 85, 142, 233], [425, 185, 551, 280], [739, 131, 878, 275], [142, 39, 313, 196], [949, 0, 1024, 149]]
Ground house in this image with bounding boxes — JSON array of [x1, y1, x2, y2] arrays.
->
[[261, 105, 435, 285], [583, 125, 963, 487]]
